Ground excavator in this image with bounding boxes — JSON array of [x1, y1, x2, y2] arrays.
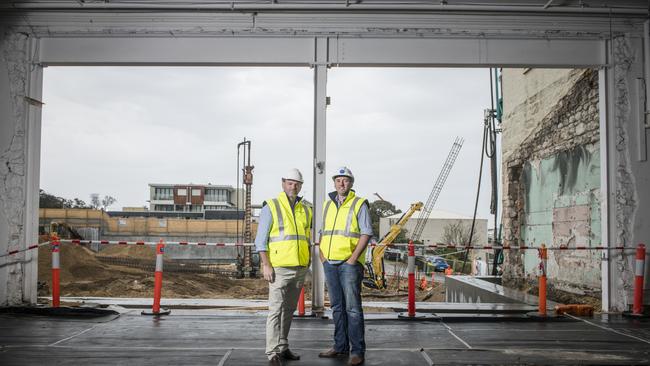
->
[[363, 201, 422, 289]]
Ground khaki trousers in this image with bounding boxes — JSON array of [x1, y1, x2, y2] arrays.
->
[[265, 266, 308, 358]]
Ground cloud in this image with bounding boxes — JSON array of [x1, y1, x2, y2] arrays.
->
[[41, 66, 498, 223]]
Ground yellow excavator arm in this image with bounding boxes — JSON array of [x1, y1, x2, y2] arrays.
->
[[363, 201, 423, 289]]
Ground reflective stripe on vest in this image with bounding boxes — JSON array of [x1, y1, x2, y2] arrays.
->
[[321, 192, 367, 264], [267, 193, 311, 267]]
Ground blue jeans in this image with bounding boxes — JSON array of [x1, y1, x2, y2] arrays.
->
[[323, 261, 365, 356]]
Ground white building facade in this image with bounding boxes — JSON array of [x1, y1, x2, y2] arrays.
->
[[379, 210, 488, 246]]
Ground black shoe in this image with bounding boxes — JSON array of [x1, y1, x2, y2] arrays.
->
[[280, 349, 300, 360], [318, 348, 349, 358], [269, 354, 284, 365]]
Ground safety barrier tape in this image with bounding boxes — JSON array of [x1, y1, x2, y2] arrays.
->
[[62, 239, 255, 247], [2, 239, 647, 258], [0, 242, 50, 258], [373, 242, 643, 251]]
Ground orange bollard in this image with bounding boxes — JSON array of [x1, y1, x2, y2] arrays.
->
[[297, 286, 305, 316], [398, 241, 436, 320], [407, 241, 416, 316], [51, 233, 60, 308], [633, 243, 646, 316], [538, 244, 548, 316], [142, 240, 171, 316]]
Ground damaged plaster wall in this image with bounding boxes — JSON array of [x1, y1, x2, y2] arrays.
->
[[0, 30, 30, 306], [501, 68, 602, 297], [608, 35, 647, 310]]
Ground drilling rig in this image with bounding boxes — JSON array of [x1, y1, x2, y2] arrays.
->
[[237, 138, 255, 278]]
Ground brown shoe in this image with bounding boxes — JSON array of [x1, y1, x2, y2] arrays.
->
[[318, 348, 349, 358], [348, 354, 364, 366]]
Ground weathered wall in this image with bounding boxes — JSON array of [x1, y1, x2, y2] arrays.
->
[[501, 68, 602, 296], [0, 30, 40, 306]]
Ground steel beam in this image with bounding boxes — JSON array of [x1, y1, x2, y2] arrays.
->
[[39, 37, 315, 66], [331, 38, 607, 67], [39, 36, 608, 68], [599, 66, 612, 312], [23, 37, 43, 304], [311, 37, 328, 317]]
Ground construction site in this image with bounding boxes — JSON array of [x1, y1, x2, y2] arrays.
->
[[2, 1, 650, 365]]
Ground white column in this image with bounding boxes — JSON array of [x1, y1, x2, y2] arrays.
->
[[23, 37, 43, 304], [0, 31, 42, 306], [311, 37, 329, 316], [598, 63, 613, 312]]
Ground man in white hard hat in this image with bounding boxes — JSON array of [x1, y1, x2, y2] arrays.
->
[[255, 168, 312, 365], [318, 166, 372, 366]]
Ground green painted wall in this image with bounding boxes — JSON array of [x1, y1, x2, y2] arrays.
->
[[520, 145, 601, 289]]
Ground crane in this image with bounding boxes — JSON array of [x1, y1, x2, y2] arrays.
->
[[363, 137, 464, 290], [410, 137, 464, 245]]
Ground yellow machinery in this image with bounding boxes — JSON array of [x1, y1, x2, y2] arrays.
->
[[363, 201, 423, 289]]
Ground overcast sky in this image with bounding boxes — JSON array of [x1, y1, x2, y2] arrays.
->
[[41, 66, 499, 224]]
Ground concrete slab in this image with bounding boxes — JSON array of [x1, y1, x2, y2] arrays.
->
[[48, 296, 539, 313], [1, 309, 648, 365]]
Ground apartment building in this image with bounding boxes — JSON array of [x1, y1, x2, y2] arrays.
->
[[149, 183, 243, 213]]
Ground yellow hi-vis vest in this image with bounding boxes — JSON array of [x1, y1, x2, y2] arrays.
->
[[266, 192, 312, 267], [321, 190, 368, 264]]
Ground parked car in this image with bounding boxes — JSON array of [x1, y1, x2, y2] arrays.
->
[[384, 248, 405, 261], [426, 256, 450, 272]]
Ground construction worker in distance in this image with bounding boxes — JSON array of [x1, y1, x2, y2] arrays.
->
[[318, 166, 372, 366], [254, 168, 312, 365]]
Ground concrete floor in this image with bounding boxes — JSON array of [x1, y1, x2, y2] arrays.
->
[[1, 306, 649, 365]]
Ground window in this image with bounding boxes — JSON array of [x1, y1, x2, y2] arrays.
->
[[192, 189, 201, 196], [154, 188, 173, 200], [177, 188, 187, 196], [205, 188, 230, 202]]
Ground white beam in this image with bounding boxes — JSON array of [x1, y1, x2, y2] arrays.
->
[[39, 37, 315, 66], [23, 37, 43, 304], [311, 37, 328, 317], [39, 36, 609, 68], [331, 38, 607, 67], [598, 65, 613, 312]]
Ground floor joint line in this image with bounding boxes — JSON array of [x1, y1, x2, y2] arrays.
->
[[565, 314, 650, 345], [217, 348, 233, 366]]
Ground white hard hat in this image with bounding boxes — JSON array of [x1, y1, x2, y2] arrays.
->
[[332, 166, 354, 182], [283, 168, 304, 183]]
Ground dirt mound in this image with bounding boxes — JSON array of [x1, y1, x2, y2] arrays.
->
[[38, 243, 110, 284], [37, 242, 269, 299], [98, 244, 156, 260]]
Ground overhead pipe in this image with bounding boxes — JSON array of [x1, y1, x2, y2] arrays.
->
[[2, 3, 648, 15], [643, 19, 650, 128]]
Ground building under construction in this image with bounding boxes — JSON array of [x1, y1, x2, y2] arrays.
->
[[2, 1, 650, 365]]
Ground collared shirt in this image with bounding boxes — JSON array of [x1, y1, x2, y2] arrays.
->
[[254, 196, 301, 253]]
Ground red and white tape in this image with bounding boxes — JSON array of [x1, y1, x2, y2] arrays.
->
[[62, 239, 255, 247], [2, 239, 648, 258], [372, 242, 643, 251]]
